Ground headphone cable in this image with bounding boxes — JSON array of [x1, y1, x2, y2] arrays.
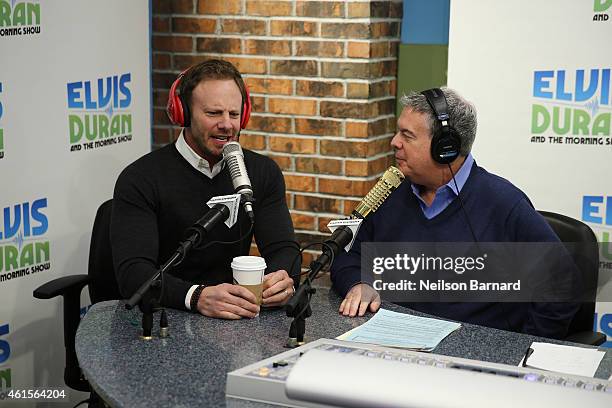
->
[[448, 162, 517, 333], [447, 163, 478, 243]]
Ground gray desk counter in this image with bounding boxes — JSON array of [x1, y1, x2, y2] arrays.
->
[[76, 287, 612, 407]]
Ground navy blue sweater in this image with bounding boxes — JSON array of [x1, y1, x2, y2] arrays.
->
[[330, 162, 579, 339]]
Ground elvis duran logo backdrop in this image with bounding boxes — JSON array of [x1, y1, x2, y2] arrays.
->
[[448, 0, 612, 346], [0, 1, 151, 405]]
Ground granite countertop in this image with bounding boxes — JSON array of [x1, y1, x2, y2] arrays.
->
[[76, 286, 612, 407]]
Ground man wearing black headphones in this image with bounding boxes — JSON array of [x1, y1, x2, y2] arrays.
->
[[111, 59, 298, 319], [331, 87, 579, 340]]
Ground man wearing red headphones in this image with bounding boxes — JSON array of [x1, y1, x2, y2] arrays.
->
[[111, 59, 298, 319]]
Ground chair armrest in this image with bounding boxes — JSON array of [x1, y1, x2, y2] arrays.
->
[[32, 274, 91, 392], [564, 330, 607, 346], [33, 275, 90, 299]]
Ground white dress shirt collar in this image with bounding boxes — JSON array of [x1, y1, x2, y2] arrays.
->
[[175, 129, 224, 179]]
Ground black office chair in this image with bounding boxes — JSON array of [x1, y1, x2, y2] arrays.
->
[[33, 199, 120, 392], [538, 210, 606, 346]]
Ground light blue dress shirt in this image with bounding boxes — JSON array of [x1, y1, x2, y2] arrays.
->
[[410, 154, 474, 219]]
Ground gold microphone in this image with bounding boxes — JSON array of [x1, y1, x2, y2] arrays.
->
[[351, 166, 404, 219]]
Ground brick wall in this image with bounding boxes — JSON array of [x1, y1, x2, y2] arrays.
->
[[151, 0, 402, 267]]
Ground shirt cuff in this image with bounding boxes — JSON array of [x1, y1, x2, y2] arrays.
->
[[185, 285, 199, 310]]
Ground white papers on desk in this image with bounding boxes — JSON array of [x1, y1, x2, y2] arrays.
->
[[519, 342, 605, 378], [336, 308, 461, 351]]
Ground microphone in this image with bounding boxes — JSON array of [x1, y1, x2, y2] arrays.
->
[[126, 205, 230, 310], [325, 166, 405, 254], [222, 142, 255, 222], [125, 195, 240, 310], [351, 166, 404, 219], [313, 166, 406, 273], [285, 167, 405, 346], [185, 204, 231, 247]]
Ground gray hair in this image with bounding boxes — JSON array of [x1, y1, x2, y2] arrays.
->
[[399, 87, 477, 156]]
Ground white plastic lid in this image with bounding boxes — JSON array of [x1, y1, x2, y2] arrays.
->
[[231, 256, 267, 271]]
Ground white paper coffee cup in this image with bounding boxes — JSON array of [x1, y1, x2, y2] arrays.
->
[[231, 256, 266, 305]]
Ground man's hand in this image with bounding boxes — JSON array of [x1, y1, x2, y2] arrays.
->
[[262, 269, 295, 307], [196, 283, 260, 319], [339, 283, 381, 317]]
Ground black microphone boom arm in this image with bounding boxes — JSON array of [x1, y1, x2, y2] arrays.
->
[[125, 203, 230, 310]]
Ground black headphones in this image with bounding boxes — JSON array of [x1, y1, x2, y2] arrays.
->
[[421, 88, 461, 164]]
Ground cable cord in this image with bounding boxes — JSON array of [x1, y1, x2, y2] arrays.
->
[[198, 219, 255, 250], [290, 242, 337, 320], [72, 398, 91, 408], [447, 163, 517, 332], [155, 218, 256, 306], [447, 163, 478, 243], [288, 241, 337, 282]]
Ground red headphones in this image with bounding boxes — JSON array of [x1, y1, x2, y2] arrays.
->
[[166, 68, 251, 129]]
